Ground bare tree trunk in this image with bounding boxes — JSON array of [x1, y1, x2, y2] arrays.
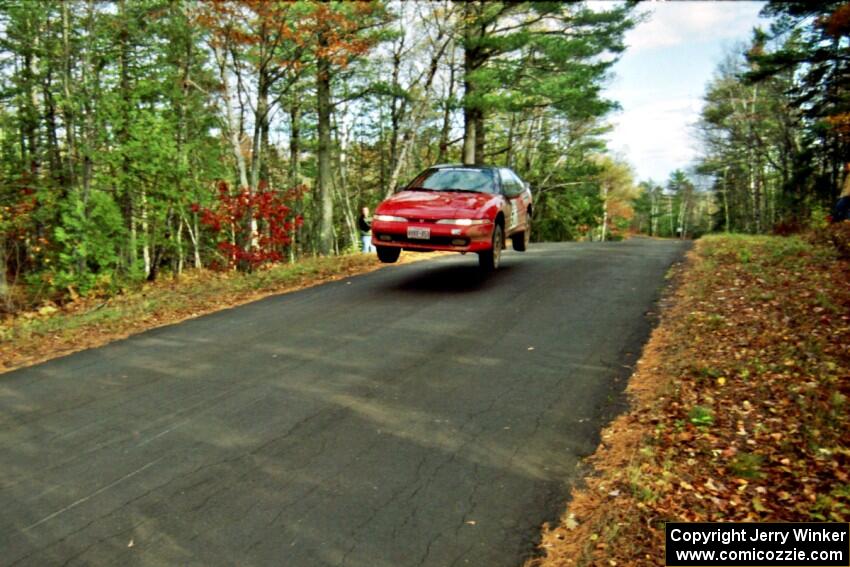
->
[[43, 69, 62, 184], [473, 110, 485, 162], [461, 6, 480, 166], [437, 47, 456, 163], [24, 24, 40, 177], [141, 187, 150, 276], [462, 110, 476, 165], [175, 20, 191, 276], [61, 1, 76, 188], [521, 112, 539, 172], [748, 164, 758, 232], [333, 106, 359, 249], [668, 195, 674, 236], [505, 112, 517, 167], [650, 188, 659, 236], [334, 182, 357, 253], [213, 41, 252, 268], [676, 195, 685, 239], [245, 64, 269, 253], [0, 239, 7, 309], [387, 32, 406, 194], [316, 28, 334, 255], [288, 100, 301, 184], [183, 213, 201, 269], [288, 97, 301, 262], [749, 84, 761, 233], [116, 0, 139, 274], [722, 166, 730, 232], [249, 63, 267, 191], [600, 183, 609, 242], [213, 44, 249, 190], [385, 36, 450, 198]]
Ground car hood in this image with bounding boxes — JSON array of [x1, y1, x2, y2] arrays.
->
[[378, 190, 496, 219]]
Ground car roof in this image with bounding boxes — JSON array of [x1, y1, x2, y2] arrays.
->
[[431, 163, 502, 171]]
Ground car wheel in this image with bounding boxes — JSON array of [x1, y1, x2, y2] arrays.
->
[[478, 224, 503, 272], [376, 246, 401, 263], [511, 213, 531, 252]]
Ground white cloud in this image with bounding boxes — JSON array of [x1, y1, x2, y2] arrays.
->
[[607, 98, 703, 182], [628, 2, 764, 52], [602, 1, 766, 181]]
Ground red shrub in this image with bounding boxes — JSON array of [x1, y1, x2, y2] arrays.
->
[[196, 181, 304, 270]]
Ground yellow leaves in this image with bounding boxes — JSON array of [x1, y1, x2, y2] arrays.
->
[[37, 305, 57, 316], [533, 235, 850, 565], [824, 111, 850, 132]]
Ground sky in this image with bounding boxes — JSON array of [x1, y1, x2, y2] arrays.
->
[[604, 1, 767, 184]]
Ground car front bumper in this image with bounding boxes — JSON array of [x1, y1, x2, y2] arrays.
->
[[371, 220, 494, 253]]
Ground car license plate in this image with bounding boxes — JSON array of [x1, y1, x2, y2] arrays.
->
[[407, 227, 430, 240]]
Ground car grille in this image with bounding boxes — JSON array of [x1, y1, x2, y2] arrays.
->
[[375, 233, 468, 247]]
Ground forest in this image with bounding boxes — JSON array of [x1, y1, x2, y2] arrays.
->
[[0, 0, 847, 310], [694, 1, 850, 234]]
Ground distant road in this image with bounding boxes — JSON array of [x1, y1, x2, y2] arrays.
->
[[0, 239, 687, 566]]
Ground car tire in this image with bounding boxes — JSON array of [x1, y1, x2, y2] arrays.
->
[[511, 213, 531, 252], [478, 224, 504, 272], [376, 246, 401, 263]]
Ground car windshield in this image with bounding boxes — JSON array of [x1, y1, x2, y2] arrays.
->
[[407, 168, 497, 194]]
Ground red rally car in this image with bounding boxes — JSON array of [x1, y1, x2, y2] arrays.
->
[[371, 164, 532, 271]]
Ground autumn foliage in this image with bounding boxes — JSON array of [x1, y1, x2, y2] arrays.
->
[[822, 2, 850, 38], [0, 186, 40, 282], [0, 187, 37, 241], [531, 235, 850, 566], [196, 182, 303, 270]]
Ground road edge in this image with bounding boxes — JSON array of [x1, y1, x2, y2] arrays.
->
[[524, 243, 694, 566]]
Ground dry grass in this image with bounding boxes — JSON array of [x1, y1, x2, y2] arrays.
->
[[528, 234, 850, 566]]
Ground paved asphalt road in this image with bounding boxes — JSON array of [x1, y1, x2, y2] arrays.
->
[[1, 239, 687, 567]]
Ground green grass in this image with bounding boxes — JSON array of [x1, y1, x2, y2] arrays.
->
[[688, 405, 715, 427]]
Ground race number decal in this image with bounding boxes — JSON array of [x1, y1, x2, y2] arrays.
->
[[510, 202, 520, 229]]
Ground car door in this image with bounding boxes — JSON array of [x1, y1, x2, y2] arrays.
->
[[511, 171, 531, 227], [500, 168, 526, 234], [511, 169, 532, 231]]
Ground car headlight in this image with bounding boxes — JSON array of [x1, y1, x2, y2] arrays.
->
[[374, 214, 407, 222], [435, 218, 489, 226]]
